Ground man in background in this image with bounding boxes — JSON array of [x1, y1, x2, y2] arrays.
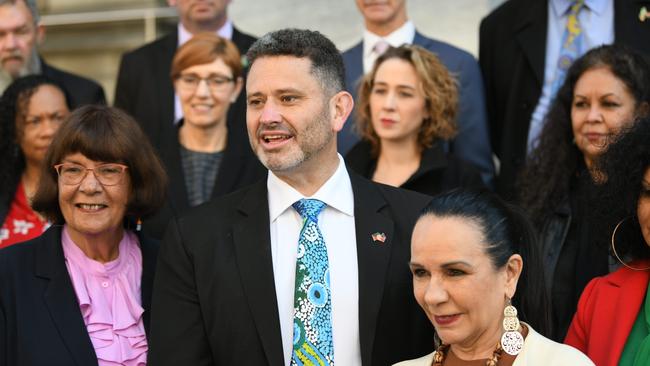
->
[[114, 0, 256, 149], [0, 0, 105, 106], [342, 0, 494, 186]]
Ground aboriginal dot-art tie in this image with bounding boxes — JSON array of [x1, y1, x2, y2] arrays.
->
[[551, 0, 585, 94], [291, 199, 334, 366]]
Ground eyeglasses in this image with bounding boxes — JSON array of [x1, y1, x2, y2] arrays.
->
[[177, 73, 234, 93], [54, 163, 128, 186]]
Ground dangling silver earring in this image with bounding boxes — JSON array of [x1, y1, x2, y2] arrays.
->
[[500, 299, 524, 356]]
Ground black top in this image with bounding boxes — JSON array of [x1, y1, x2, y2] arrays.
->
[[179, 146, 224, 207], [548, 169, 609, 341], [142, 120, 266, 240], [345, 140, 484, 196]]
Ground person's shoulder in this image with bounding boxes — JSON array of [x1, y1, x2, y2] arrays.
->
[[481, 0, 527, 26], [392, 352, 435, 366], [415, 32, 474, 60], [521, 324, 595, 365], [41, 61, 103, 92], [342, 40, 363, 63], [121, 32, 176, 62], [0, 231, 51, 276], [351, 171, 432, 211]]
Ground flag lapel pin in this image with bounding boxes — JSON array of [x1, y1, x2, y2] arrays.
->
[[371, 232, 387, 243]]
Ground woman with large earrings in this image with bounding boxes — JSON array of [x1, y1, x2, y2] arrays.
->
[[517, 45, 650, 341], [395, 189, 593, 365], [566, 118, 650, 365]]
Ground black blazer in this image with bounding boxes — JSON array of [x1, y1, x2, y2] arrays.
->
[[113, 27, 256, 150], [41, 60, 106, 108], [345, 140, 484, 196], [142, 121, 267, 239], [479, 0, 650, 196], [0, 226, 158, 366], [148, 172, 435, 366]]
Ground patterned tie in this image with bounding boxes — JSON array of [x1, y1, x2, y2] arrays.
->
[[291, 199, 334, 366], [551, 0, 586, 94]]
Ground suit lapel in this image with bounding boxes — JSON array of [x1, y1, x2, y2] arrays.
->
[[344, 42, 364, 96], [156, 33, 177, 143], [35, 227, 98, 366], [139, 235, 157, 334], [350, 172, 394, 366], [513, 0, 547, 86], [232, 182, 285, 366]]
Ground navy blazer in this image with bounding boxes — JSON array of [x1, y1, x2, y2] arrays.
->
[[341, 31, 494, 186], [0, 226, 158, 366], [148, 172, 435, 366]]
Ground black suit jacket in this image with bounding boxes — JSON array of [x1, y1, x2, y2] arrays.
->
[[142, 120, 267, 239], [0, 226, 158, 366], [479, 0, 650, 196], [149, 172, 435, 366], [41, 60, 106, 108], [113, 27, 256, 150]]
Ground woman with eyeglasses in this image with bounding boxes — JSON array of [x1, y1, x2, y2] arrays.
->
[[142, 33, 265, 239], [0, 105, 167, 365], [0, 75, 70, 249]]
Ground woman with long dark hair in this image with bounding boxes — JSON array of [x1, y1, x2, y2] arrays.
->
[[517, 45, 650, 341]]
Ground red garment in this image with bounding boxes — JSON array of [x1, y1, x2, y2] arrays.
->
[[0, 183, 49, 249], [564, 261, 650, 366]]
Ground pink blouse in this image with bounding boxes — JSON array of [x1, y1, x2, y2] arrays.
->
[[62, 226, 147, 366]]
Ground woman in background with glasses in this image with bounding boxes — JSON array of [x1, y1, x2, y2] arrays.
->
[[143, 33, 265, 239], [0, 75, 70, 249], [0, 105, 167, 365]]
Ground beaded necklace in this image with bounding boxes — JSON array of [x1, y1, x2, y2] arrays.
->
[[431, 342, 503, 366]]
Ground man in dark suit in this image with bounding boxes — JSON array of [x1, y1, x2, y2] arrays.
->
[[0, 0, 105, 107], [480, 0, 650, 195], [341, 0, 495, 186], [149, 29, 435, 366], [114, 0, 256, 149]]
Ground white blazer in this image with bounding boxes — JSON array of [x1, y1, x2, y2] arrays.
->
[[393, 323, 594, 366]]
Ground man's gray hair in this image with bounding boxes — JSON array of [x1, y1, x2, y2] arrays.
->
[[246, 29, 346, 97], [0, 0, 40, 24]]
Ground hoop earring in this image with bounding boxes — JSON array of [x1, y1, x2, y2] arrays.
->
[[500, 299, 524, 356], [611, 217, 650, 271]]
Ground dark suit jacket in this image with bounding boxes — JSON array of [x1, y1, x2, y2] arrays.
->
[[113, 27, 256, 150], [479, 0, 650, 196], [142, 120, 267, 239], [149, 172, 435, 366], [41, 60, 106, 108], [345, 140, 484, 196], [0, 226, 158, 366], [565, 262, 650, 366], [341, 31, 494, 186]]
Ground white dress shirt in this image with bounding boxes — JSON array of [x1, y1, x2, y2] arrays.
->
[[174, 20, 235, 123], [362, 21, 416, 73], [528, 0, 613, 151], [268, 154, 361, 366]]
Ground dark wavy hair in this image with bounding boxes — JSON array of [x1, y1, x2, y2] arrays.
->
[[0, 75, 69, 204], [594, 119, 650, 261], [518, 45, 650, 225], [417, 189, 550, 336], [32, 105, 167, 223]]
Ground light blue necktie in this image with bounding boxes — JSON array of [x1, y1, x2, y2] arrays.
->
[[291, 199, 334, 366], [551, 0, 586, 94]]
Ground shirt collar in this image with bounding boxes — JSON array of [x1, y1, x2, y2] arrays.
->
[[177, 19, 234, 46], [362, 20, 416, 58], [551, 0, 607, 16], [267, 154, 354, 222]]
